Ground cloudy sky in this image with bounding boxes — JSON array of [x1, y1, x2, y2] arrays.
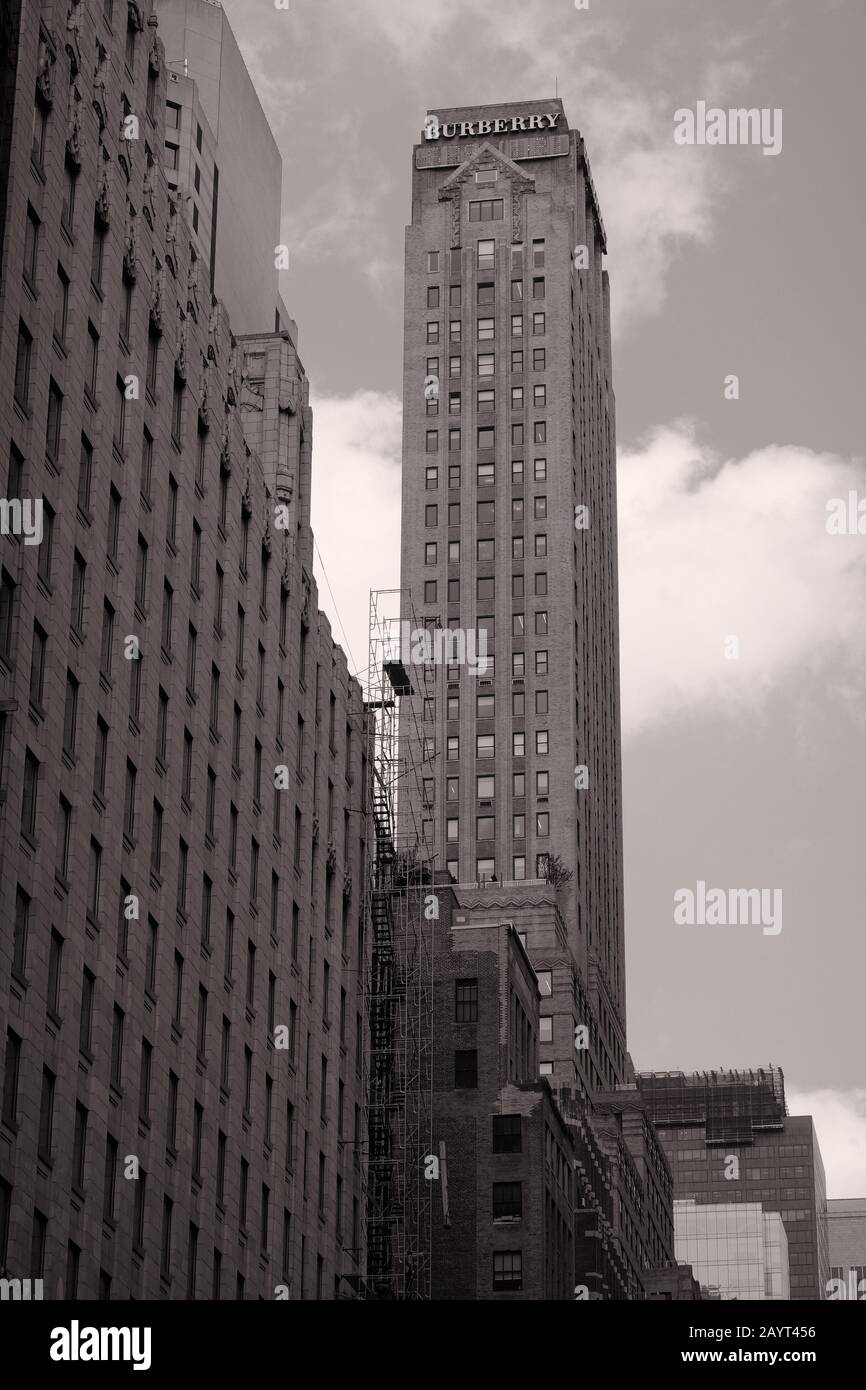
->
[[215, 0, 865, 1197]]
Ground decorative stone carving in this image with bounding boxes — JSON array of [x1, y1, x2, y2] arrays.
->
[[66, 1, 83, 79], [149, 254, 164, 334], [312, 816, 320, 845], [241, 464, 253, 518], [207, 304, 222, 363], [187, 258, 200, 322], [123, 204, 137, 281], [342, 868, 353, 899], [437, 140, 535, 248], [175, 316, 188, 382], [220, 417, 232, 475], [128, 1, 145, 32], [142, 152, 156, 228], [95, 146, 111, 227], [198, 361, 210, 431], [278, 381, 298, 415], [281, 540, 292, 593], [262, 500, 272, 555], [226, 345, 239, 407], [165, 195, 178, 272], [326, 841, 338, 872], [65, 83, 82, 168], [300, 575, 312, 629], [92, 40, 109, 133], [148, 15, 160, 75], [36, 27, 58, 106]]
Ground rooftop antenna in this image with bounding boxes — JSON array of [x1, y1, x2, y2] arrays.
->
[[555, 75, 558, 97]]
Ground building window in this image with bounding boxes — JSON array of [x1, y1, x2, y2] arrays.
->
[[470, 199, 503, 222], [31, 99, 47, 168], [539, 1016, 553, 1043], [493, 1251, 523, 1291], [454, 1049, 478, 1089], [21, 748, 40, 840], [72, 1102, 88, 1191], [46, 379, 63, 464], [492, 1182, 522, 1220], [2, 1030, 21, 1126], [492, 1114, 522, 1153], [91, 219, 105, 292], [172, 376, 184, 445], [511, 314, 523, 338], [477, 239, 495, 270], [54, 265, 70, 344], [62, 161, 77, 234], [455, 979, 478, 1023]]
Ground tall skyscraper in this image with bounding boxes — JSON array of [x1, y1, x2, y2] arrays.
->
[[399, 99, 626, 1087], [391, 101, 667, 1300], [0, 0, 368, 1301]]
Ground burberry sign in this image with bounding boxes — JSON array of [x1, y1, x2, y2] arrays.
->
[[424, 112, 562, 140]]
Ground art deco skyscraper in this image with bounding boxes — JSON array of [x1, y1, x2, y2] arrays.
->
[[400, 101, 627, 1095]]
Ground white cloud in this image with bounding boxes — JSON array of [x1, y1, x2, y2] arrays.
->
[[307, 406, 866, 729], [308, 390, 403, 680], [787, 1087, 866, 1199], [618, 426, 866, 737]]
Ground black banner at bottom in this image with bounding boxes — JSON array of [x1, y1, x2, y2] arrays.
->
[[0, 1296, 860, 1377]]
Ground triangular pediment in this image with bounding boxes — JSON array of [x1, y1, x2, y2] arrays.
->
[[438, 141, 535, 198]]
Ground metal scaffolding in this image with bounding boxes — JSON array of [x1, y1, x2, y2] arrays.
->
[[637, 1066, 787, 1144], [363, 590, 435, 1299]]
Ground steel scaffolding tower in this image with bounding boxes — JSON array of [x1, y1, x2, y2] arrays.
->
[[363, 590, 434, 1299]]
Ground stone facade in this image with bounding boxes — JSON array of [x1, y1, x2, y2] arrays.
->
[[0, 0, 368, 1301]]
